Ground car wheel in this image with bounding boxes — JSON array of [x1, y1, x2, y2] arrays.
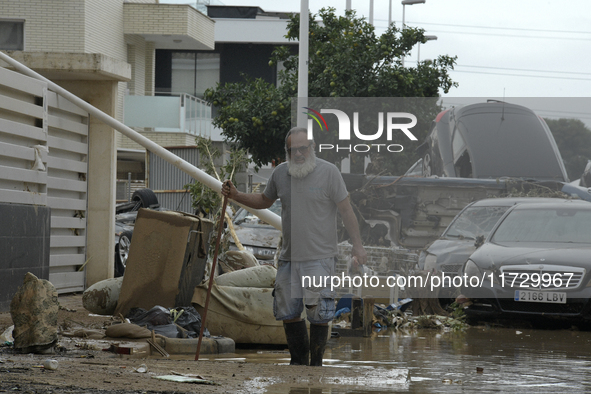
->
[[115, 230, 133, 277], [132, 188, 159, 209]]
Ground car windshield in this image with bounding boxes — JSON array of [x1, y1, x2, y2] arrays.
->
[[444, 206, 509, 240], [234, 200, 282, 225], [492, 207, 591, 244]]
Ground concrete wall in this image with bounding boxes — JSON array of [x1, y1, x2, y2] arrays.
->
[[0, 204, 51, 312], [2, 0, 85, 53], [125, 35, 147, 96], [84, 0, 126, 59]]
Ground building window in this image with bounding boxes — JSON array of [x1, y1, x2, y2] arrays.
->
[[170, 52, 220, 98], [0, 20, 24, 50]]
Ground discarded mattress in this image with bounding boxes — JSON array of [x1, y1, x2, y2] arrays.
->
[[214, 264, 276, 288], [192, 283, 286, 345]]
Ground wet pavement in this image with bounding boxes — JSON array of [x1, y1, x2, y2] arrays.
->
[[208, 326, 591, 393]]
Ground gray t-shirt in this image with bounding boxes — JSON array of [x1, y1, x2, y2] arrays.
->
[[263, 158, 349, 261]]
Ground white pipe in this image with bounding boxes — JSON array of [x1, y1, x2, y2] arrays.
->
[[297, 0, 309, 128], [388, 0, 392, 27], [0, 51, 282, 230]]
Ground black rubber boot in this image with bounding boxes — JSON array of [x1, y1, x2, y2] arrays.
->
[[309, 324, 329, 367], [283, 320, 310, 366]]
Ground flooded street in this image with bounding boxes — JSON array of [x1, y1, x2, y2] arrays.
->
[[209, 326, 591, 393]]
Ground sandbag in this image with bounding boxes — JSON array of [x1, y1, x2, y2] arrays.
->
[[10, 272, 58, 353], [214, 265, 276, 288], [82, 277, 123, 315]]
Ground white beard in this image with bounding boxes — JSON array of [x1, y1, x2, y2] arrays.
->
[[287, 150, 317, 179]]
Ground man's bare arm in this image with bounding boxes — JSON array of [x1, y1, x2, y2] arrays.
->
[[337, 196, 367, 265], [221, 180, 275, 210]]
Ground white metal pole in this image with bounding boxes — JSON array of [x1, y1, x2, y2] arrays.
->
[[0, 51, 282, 230], [297, 0, 309, 129], [346, 0, 352, 11], [369, 0, 374, 25], [401, 4, 406, 67], [388, 0, 392, 27]]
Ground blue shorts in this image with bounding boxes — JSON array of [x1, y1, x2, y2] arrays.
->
[[273, 257, 337, 324]]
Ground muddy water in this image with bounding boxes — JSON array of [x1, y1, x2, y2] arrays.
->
[[210, 327, 591, 393]]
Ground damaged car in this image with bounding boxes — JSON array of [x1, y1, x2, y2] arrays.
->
[[417, 101, 569, 182], [228, 200, 282, 265], [461, 199, 591, 322]]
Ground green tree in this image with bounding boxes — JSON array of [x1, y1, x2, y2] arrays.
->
[[204, 7, 457, 173], [184, 136, 250, 218], [545, 118, 591, 181]]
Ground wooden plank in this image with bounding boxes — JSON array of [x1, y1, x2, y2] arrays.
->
[[47, 176, 87, 193], [47, 135, 88, 154], [0, 141, 39, 161], [0, 95, 44, 119], [47, 156, 87, 173], [47, 196, 87, 210], [0, 189, 46, 205], [46, 91, 88, 117], [48, 114, 88, 136], [0, 164, 47, 184], [0, 118, 46, 142], [50, 254, 87, 267], [51, 235, 86, 248], [0, 67, 46, 96], [51, 216, 86, 229], [49, 271, 85, 293]]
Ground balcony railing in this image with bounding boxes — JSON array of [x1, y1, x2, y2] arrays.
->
[[123, 93, 212, 138]]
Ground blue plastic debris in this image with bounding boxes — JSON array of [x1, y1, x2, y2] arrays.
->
[[386, 298, 413, 312], [334, 307, 351, 319]]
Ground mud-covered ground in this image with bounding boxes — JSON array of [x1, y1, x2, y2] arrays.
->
[[0, 294, 395, 394], [4, 294, 591, 393]]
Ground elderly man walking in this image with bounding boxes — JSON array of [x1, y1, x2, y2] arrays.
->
[[222, 127, 366, 366]]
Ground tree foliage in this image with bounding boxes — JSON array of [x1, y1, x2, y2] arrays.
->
[[545, 118, 591, 181], [184, 136, 250, 218], [204, 7, 458, 172]]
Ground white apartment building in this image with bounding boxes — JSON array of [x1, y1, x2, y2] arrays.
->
[[0, 0, 215, 290], [0, 0, 295, 296]]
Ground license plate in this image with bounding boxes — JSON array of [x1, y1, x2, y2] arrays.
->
[[514, 290, 566, 304]]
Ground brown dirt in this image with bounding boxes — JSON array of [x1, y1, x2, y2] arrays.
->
[[0, 294, 372, 393]]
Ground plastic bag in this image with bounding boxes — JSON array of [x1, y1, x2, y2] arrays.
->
[[171, 306, 205, 338], [127, 306, 173, 326], [126, 305, 210, 338]]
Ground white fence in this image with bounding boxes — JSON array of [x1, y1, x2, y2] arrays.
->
[[0, 66, 89, 293]]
